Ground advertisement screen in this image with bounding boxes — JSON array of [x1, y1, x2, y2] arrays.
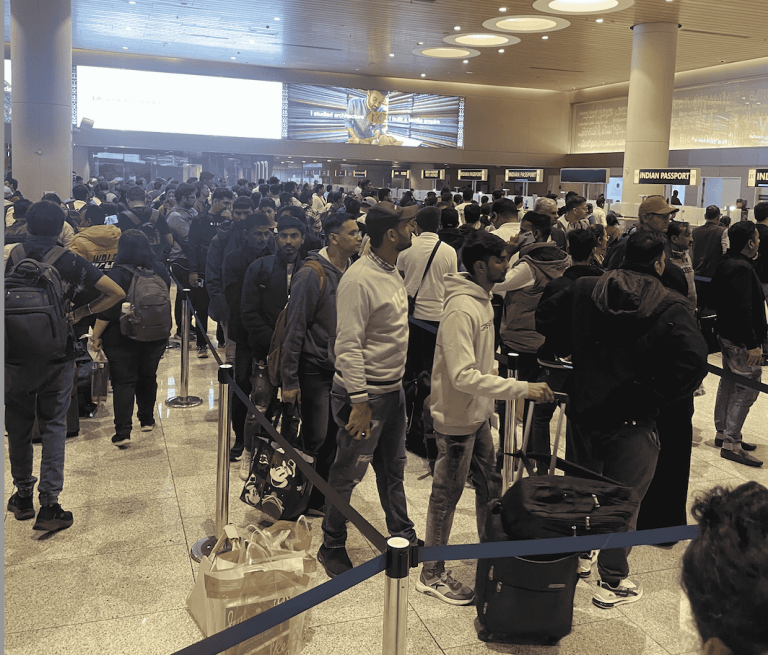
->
[[76, 66, 282, 139], [284, 85, 464, 148]]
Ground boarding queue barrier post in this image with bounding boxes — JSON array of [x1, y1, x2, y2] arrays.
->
[[166, 290, 203, 408], [190, 363, 233, 563], [502, 352, 519, 491], [382, 537, 410, 655]]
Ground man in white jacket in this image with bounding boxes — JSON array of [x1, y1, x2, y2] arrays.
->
[[417, 230, 554, 605]]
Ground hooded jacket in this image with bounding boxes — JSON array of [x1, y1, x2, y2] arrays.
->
[[188, 209, 228, 274], [281, 248, 346, 390], [431, 273, 530, 436], [501, 241, 570, 352], [69, 224, 121, 270], [538, 267, 707, 428]]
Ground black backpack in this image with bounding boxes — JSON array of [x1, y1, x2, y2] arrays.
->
[[4, 244, 70, 359], [123, 208, 162, 251]]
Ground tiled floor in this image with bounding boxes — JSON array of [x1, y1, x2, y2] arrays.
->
[[4, 339, 767, 655]]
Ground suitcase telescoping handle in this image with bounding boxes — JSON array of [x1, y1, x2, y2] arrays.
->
[[511, 393, 568, 486]]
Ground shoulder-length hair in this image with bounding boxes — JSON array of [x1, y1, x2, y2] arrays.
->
[[115, 229, 155, 269]]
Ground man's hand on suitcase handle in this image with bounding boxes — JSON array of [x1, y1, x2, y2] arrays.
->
[[526, 383, 555, 404]]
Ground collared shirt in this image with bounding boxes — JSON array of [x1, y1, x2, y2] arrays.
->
[[368, 249, 395, 272], [344, 97, 388, 140], [397, 232, 458, 321]]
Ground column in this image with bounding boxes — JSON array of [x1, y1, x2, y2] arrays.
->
[[11, 0, 72, 202], [621, 22, 679, 205]]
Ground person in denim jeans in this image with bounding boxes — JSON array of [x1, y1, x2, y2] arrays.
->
[[711, 220, 766, 467], [318, 201, 419, 578], [418, 231, 553, 605]]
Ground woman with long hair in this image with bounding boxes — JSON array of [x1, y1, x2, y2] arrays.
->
[[91, 230, 171, 447]]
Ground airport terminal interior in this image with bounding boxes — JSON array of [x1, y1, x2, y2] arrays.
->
[[4, 0, 768, 654]]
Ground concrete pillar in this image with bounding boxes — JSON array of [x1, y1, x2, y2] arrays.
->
[[621, 22, 679, 205], [11, 0, 72, 202]]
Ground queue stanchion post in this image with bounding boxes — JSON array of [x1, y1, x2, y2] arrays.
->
[[382, 537, 410, 655], [502, 352, 519, 491], [166, 290, 203, 408], [191, 363, 233, 563]]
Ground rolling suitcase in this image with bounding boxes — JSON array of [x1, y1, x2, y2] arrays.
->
[[476, 395, 636, 645]]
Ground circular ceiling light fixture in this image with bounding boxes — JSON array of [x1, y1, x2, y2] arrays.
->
[[413, 46, 481, 59], [532, 0, 635, 16], [444, 33, 520, 47], [483, 15, 570, 33]]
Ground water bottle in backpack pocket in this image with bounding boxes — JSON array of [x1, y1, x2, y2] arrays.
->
[[117, 265, 172, 341]]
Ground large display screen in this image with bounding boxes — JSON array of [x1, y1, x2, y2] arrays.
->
[[284, 85, 464, 148], [76, 66, 282, 139]]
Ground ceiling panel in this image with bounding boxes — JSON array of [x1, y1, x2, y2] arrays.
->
[[5, 0, 768, 91]]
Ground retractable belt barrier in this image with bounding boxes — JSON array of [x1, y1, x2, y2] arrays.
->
[[170, 524, 699, 655]]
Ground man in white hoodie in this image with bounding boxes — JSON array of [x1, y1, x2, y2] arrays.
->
[[417, 230, 554, 605]]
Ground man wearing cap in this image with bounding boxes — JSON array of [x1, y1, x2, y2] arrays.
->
[[319, 200, 420, 578]]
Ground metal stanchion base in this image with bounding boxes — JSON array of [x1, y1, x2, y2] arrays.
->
[[165, 396, 203, 408], [190, 535, 230, 563]]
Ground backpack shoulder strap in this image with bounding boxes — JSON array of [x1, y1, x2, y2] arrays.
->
[[302, 260, 327, 298], [150, 209, 160, 224], [41, 245, 68, 268], [9, 243, 28, 267], [123, 209, 141, 226]]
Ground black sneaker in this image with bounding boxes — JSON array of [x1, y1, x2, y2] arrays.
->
[[229, 445, 244, 462], [7, 492, 35, 520], [33, 503, 74, 531], [196, 345, 209, 359], [317, 545, 353, 578], [111, 433, 131, 448], [715, 437, 756, 451]]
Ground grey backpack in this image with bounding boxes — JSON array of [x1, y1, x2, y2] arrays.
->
[[118, 265, 172, 341]]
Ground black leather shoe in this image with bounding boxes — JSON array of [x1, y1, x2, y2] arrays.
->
[[715, 437, 756, 451], [721, 448, 763, 467], [318, 545, 353, 578]]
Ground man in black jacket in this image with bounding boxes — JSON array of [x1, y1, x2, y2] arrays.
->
[[222, 212, 276, 461], [187, 187, 234, 358], [711, 220, 765, 467], [537, 231, 707, 609], [691, 205, 726, 310]]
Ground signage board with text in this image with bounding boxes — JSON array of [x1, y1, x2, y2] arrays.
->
[[748, 169, 768, 187], [421, 169, 445, 180], [505, 168, 543, 183], [634, 168, 700, 185], [458, 169, 488, 182]]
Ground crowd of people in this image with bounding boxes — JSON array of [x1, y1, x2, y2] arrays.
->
[[4, 171, 767, 630]]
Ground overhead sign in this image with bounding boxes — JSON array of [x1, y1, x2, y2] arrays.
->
[[421, 169, 445, 180], [458, 169, 488, 182], [560, 168, 608, 184], [634, 168, 700, 185], [392, 169, 409, 179], [748, 169, 768, 187], [353, 170, 367, 178], [505, 168, 544, 183]]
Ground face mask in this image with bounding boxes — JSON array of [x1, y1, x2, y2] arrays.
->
[[518, 231, 535, 247]]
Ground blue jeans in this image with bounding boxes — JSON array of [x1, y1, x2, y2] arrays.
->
[[5, 359, 75, 505], [423, 420, 503, 572], [570, 420, 660, 587], [322, 382, 416, 549], [715, 337, 762, 447]]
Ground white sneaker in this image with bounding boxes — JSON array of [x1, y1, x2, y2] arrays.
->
[[578, 550, 598, 578], [592, 578, 643, 609], [239, 450, 253, 481]]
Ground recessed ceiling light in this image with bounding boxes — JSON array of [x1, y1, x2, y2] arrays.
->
[[499, 6, 507, 11], [532, 0, 635, 15], [542, 35, 549, 39], [445, 33, 518, 47], [498, 48, 505, 53], [128, 1, 136, 4], [274, 17, 280, 20], [454, 26, 461, 30], [249, 40, 254, 44], [125, 26, 131, 30], [231, 56, 236, 60], [463, 59, 469, 63], [483, 15, 570, 33], [420, 73, 426, 77], [122, 46, 128, 49], [389, 53, 395, 57], [596, 18, 604, 22], [417, 41, 424, 45], [413, 46, 480, 59]]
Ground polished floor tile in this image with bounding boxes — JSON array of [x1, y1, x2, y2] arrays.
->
[[4, 341, 767, 655]]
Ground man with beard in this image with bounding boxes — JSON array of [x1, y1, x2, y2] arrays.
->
[[417, 230, 554, 605], [318, 200, 419, 577], [344, 90, 401, 145]]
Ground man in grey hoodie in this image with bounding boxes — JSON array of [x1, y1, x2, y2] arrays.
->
[[417, 231, 554, 605], [280, 213, 362, 514]]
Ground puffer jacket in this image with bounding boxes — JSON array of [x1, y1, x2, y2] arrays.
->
[[69, 225, 121, 270]]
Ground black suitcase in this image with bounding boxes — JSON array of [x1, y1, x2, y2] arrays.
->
[[476, 396, 636, 645]]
